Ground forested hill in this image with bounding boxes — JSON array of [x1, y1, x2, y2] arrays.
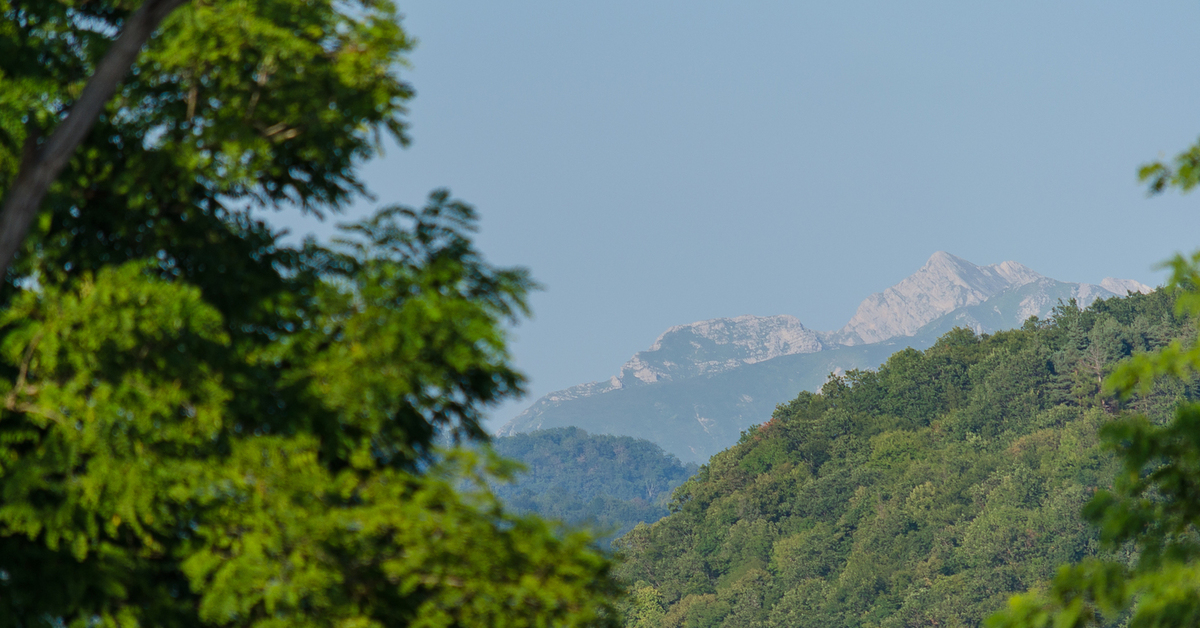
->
[[615, 290, 1194, 628], [491, 428, 698, 542]]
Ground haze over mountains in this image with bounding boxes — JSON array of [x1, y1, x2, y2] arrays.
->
[[497, 252, 1152, 462]]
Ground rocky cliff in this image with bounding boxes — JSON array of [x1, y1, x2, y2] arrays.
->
[[619, 314, 826, 385]]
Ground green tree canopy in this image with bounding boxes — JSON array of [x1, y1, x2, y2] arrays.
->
[[492, 427, 698, 543], [0, 2, 624, 626], [612, 290, 1192, 628], [989, 202, 1200, 628], [0, 0, 412, 312]]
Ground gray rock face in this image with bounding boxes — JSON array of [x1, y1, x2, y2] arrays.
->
[[497, 252, 1155, 462], [1100, 277, 1153, 295], [833, 252, 1044, 345], [618, 315, 826, 385]]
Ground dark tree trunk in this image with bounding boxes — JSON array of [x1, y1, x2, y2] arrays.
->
[[0, 0, 189, 277]]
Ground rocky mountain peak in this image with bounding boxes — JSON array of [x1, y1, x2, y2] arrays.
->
[[1100, 277, 1153, 295], [497, 251, 1158, 456], [620, 314, 825, 385], [991, 260, 1043, 286], [835, 252, 1045, 345]]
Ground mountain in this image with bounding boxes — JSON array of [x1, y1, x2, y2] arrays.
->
[[620, 315, 826, 385], [497, 253, 1152, 463], [497, 342, 911, 463], [531, 315, 828, 407], [612, 289, 1187, 628], [829, 252, 1044, 345]]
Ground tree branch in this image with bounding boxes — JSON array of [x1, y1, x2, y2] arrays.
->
[[0, 0, 189, 278]]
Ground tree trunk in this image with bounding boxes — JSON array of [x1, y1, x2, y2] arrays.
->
[[0, 0, 189, 277]]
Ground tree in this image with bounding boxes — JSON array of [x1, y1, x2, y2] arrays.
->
[[610, 305, 1192, 628], [987, 152, 1200, 628], [0, 0, 186, 276], [0, 0, 413, 312], [0, 3, 624, 626]]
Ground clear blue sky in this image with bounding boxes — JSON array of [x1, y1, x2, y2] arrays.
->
[[264, 1, 1200, 430]]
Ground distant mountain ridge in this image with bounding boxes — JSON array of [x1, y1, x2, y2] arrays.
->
[[497, 252, 1152, 462], [621, 314, 826, 385]]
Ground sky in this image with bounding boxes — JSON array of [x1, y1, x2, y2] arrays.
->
[[262, 1, 1200, 431]]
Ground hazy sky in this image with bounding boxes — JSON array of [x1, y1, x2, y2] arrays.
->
[[263, 1, 1200, 430]]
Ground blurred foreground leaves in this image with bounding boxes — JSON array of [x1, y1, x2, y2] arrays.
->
[[0, 197, 622, 627], [0, 2, 623, 625]]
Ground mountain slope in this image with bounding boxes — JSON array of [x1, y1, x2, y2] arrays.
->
[[614, 289, 1188, 628], [499, 253, 1153, 463], [498, 341, 914, 462]]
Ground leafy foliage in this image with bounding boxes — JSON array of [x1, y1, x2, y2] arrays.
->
[[492, 427, 698, 543], [989, 255, 1200, 628], [0, 4, 624, 626], [613, 291, 1193, 628], [0, 0, 413, 317], [0, 197, 622, 627], [1140, 142, 1200, 195]]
